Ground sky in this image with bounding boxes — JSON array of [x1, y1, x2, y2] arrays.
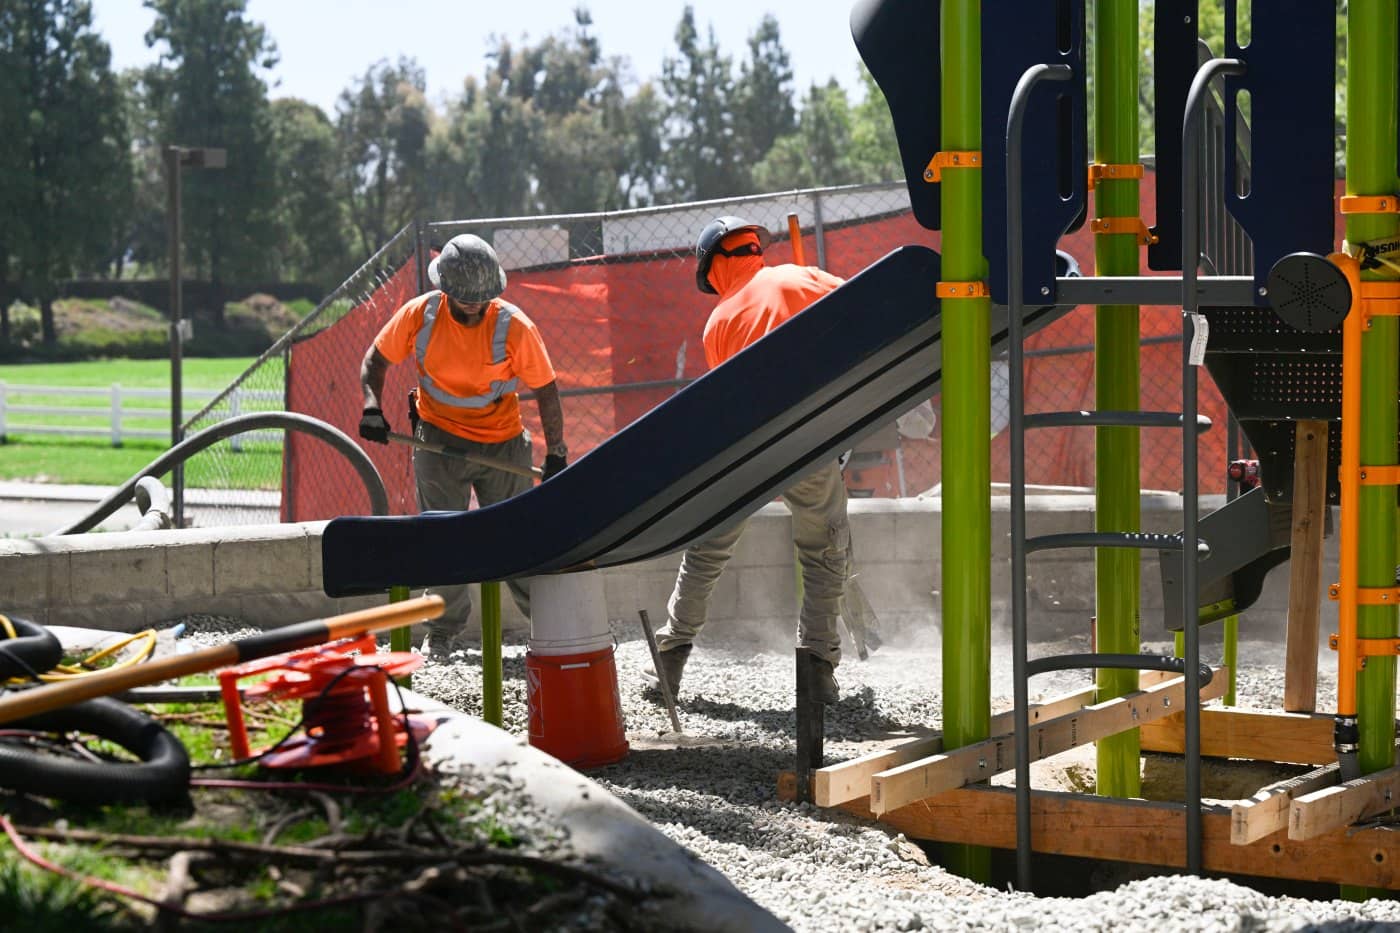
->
[[89, 0, 869, 116]]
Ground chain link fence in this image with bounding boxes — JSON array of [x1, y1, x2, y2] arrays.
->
[[182, 178, 1242, 526]]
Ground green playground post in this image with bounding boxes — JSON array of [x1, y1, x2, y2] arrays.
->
[[1343, 1, 1398, 899], [481, 581, 504, 727], [389, 585, 413, 687], [1223, 616, 1238, 708], [1092, 0, 1143, 798], [939, 0, 991, 882]]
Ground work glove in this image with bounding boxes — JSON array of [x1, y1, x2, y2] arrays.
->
[[358, 407, 390, 444], [542, 453, 568, 481]]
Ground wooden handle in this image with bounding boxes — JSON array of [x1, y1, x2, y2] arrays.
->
[[387, 432, 542, 479], [0, 595, 445, 724], [787, 213, 805, 265]]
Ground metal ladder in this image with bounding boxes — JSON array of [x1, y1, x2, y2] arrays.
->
[[1002, 56, 1250, 890]]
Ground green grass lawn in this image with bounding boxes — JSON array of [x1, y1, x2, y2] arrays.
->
[[0, 357, 284, 489]]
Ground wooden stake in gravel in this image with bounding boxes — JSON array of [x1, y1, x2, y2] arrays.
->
[[0, 596, 445, 724]]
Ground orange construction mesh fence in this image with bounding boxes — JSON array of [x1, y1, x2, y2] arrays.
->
[[186, 178, 1241, 526]]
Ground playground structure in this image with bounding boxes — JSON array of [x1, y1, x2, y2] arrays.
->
[[311, 0, 1400, 897]]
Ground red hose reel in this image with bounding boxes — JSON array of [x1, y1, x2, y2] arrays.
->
[[217, 634, 431, 774]]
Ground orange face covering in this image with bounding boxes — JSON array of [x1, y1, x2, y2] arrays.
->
[[706, 230, 766, 296]]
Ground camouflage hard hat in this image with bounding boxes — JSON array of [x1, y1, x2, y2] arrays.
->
[[428, 234, 507, 303]]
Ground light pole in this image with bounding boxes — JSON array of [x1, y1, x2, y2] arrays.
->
[[165, 145, 225, 527]]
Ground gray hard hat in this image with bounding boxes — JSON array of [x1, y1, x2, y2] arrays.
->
[[429, 234, 507, 303]]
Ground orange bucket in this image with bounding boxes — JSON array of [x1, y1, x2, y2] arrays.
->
[[525, 645, 628, 768]]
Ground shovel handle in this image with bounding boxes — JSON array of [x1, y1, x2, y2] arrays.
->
[[387, 432, 542, 479], [0, 596, 445, 724]]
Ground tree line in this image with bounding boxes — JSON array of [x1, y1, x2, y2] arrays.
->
[[0, 0, 903, 349], [2, 0, 1316, 351]]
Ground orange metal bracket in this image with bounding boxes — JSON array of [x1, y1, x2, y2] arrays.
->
[[1356, 280, 1400, 329], [936, 281, 989, 300], [1328, 583, 1400, 605], [1090, 215, 1159, 246], [1339, 195, 1400, 215], [1087, 162, 1144, 190], [1356, 465, 1400, 485], [923, 150, 981, 183], [1329, 634, 1400, 664]]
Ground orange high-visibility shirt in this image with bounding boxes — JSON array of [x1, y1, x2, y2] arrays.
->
[[702, 264, 846, 368], [374, 292, 557, 443]]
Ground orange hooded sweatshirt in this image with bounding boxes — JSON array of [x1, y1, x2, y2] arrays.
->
[[701, 231, 846, 369]]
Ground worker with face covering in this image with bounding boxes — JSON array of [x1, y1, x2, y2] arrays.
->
[[358, 233, 569, 659], [644, 216, 852, 705]]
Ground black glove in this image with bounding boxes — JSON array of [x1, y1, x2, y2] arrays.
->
[[359, 407, 390, 444], [407, 388, 421, 435], [542, 453, 568, 481]]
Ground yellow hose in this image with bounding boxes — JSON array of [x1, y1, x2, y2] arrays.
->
[[1, 614, 157, 683]]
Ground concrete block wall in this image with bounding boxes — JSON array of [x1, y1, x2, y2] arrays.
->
[[0, 496, 1330, 647]]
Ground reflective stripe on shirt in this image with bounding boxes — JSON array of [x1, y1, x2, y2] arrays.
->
[[415, 293, 521, 409]]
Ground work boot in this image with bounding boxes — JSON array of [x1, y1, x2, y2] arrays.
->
[[642, 643, 692, 700], [420, 628, 458, 662], [810, 656, 840, 706]]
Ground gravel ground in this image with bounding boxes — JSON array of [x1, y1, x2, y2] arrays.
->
[[164, 611, 1400, 931]]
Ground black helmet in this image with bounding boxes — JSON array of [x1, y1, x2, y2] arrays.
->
[[694, 216, 772, 294]]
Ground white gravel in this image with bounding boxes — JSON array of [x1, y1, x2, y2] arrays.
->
[[164, 611, 1400, 931], [403, 617, 1400, 933]]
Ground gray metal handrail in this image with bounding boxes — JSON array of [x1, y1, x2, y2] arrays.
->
[[1181, 55, 1249, 873]]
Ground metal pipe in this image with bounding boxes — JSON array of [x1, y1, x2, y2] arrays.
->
[[1183, 54, 1247, 877], [131, 476, 172, 531], [165, 146, 185, 528], [52, 411, 389, 535], [1093, 0, 1144, 800], [1007, 60, 1074, 893], [481, 580, 503, 727], [939, 0, 990, 882], [1346, 0, 1400, 803]]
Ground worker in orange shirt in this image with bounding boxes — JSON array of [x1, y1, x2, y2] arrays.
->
[[358, 233, 569, 659], [646, 216, 851, 704]]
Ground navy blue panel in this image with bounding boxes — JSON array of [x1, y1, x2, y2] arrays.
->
[[1223, 1, 1335, 300], [1147, 0, 1198, 271], [851, 0, 941, 230], [981, 0, 1087, 305], [322, 248, 1074, 597]]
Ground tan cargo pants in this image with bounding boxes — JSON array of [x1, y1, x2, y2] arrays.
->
[[413, 420, 534, 638], [656, 460, 851, 665]]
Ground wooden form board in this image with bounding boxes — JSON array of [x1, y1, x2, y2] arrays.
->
[[1284, 420, 1329, 713], [813, 671, 1179, 807], [1140, 706, 1336, 765], [1290, 764, 1400, 841], [778, 775, 1400, 890], [868, 670, 1226, 815], [1230, 763, 1338, 845]]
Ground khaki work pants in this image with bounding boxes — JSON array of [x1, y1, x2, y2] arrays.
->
[[413, 420, 534, 637], [656, 460, 851, 665]]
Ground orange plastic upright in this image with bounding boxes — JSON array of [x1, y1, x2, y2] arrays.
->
[[525, 646, 628, 769]]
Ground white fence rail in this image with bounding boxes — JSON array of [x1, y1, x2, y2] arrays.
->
[[0, 383, 283, 449]]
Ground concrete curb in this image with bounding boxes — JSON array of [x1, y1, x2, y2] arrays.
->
[[409, 690, 789, 932]]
